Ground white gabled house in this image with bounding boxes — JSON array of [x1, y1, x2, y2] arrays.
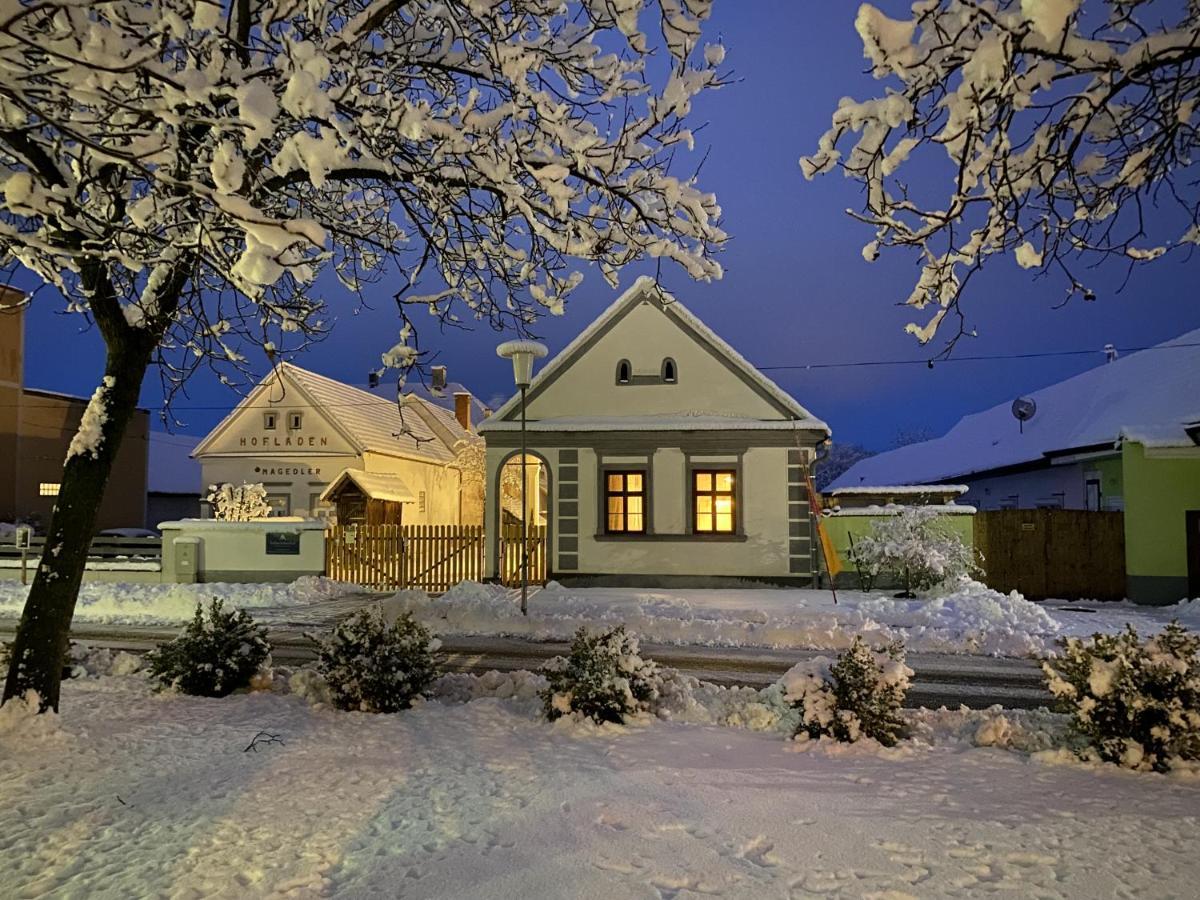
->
[[193, 363, 483, 525], [478, 278, 830, 585]]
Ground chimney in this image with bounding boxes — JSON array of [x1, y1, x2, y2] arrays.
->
[[431, 365, 447, 392], [454, 392, 472, 432]]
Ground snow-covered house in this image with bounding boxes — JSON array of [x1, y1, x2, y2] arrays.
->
[[193, 363, 483, 525], [832, 328, 1200, 603], [477, 278, 830, 585]]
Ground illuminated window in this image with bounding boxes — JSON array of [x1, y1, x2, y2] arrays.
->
[[288, 412, 303, 430], [605, 471, 645, 533], [693, 470, 736, 533], [616, 360, 631, 384], [263, 412, 277, 430], [39, 482, 60, 497]]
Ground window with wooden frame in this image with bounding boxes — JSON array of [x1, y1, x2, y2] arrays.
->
[[605, 471, 645, 533], [693, 470, 736, 533]]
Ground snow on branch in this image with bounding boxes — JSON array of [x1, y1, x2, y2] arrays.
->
[[0, 0, 727, 406], [802, 0, 1200, 347]]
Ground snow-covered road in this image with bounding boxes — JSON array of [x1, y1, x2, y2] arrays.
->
[[2, 674, 1198, 898]]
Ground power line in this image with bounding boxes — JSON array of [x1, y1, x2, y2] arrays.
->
[[2, 341, 1197, 411]]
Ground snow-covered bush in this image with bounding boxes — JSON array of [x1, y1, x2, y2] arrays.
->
[[848, 507, 976, 596], [541, 626, 663, 724], [146, 600, 271, 697], [782, 637, 912, 746], [206, 483, 272, 521], [314, 607, 441, 713], [1043, 624, 1200, 772]]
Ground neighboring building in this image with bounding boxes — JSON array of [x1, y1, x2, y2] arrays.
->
[[832, 328, 1200, 603], [403, 365, 493, 430], [825, 484, 970, 511], [147, 432, 203, 526], [478, 277, 830, 586], [193, 363, 483, 525], [0, 288, 149, 532]]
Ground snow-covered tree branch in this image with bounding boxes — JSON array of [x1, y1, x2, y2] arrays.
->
[[801, 0, 1199, 346], [0, 0, 727, 711]]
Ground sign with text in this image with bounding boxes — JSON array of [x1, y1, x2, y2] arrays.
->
[[265, 532, 301, 555]]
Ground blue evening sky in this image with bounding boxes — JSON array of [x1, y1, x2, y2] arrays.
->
[[13, 2, 1200, 451]]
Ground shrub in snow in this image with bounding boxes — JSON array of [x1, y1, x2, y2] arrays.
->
[[782, 637, 912, 746], [1043, 624, 1200, 772], [541, 626, 663, 724], [146, 600, 271, 697], [848, 506, 977, 596], [206, 482, 272, 521], [313, 607, 441, 713]]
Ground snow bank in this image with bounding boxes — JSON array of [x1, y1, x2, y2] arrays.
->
[[0, 576, 356, 625], [384, 578, 1063, 657]]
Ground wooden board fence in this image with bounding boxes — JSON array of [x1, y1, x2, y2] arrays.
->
[[974, 509, 1125, 601], [325, 524, 487, 593], [498, 524, 548, 588]]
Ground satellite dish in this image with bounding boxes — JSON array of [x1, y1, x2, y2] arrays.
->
[[1011, 397, 1037, 433]]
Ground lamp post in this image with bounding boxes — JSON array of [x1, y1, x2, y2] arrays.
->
[[496, 340, 548, 615]]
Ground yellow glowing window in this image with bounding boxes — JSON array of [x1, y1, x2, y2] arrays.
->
[[693, 470, 736, 533], [605, 471, 645, 533]]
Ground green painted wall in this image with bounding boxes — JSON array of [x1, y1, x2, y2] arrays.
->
[[1122, 441, 1200, 578], [1092, 455, 1124, 509], [822, 512, 975, 563]]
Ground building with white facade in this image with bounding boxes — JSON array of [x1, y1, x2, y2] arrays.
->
[[193, 363, 483, 525], [478, 277, 830, 586]]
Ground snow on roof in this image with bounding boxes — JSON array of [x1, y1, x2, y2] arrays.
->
[[320, 468, 416, 504], [403, 381, 493, 418], [196, 364, 471, 463], [481, 276, 830, 434], [148, 432, 201, 495], [826, 504, 977, 516], [828, 484, 969, 496], [480, 415, 828, 433], [831, 327, 1200, 489]]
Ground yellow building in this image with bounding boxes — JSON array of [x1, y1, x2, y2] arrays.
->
[[0, 287, 150, 531], [193, 363, 483, 525]]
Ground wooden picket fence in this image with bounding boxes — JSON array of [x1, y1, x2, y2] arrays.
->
[[498, 524, 548, 588], [324, 523, 548, 592], [325, 524, 486, 593]]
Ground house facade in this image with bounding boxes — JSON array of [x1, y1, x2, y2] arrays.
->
[[832, 328, 1200, 603], [193, 363, 483, 525], [478, 278, 830, 585], [1, 288, 149, 532]]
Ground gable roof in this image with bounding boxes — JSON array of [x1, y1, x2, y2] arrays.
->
[[831, 327, 1200, 488], [320, 468, 416, 504], [479, 276, 828, 433], [193, 363, 470, 463], [403, 381, 493, 419]]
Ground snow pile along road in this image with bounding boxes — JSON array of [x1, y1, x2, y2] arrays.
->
[[1, 670, 1198, 898], [0, 576, 356, 625], [384, 578, 1065, 657]]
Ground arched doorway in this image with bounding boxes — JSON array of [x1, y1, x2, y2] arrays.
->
[[495, 451, 551, 586]]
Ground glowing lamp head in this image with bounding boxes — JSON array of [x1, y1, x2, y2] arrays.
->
[[496, 340, 548, 388]]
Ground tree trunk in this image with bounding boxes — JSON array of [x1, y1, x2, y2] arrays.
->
[[2, 340, 155, 711]]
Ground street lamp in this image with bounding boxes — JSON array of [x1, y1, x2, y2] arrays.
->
[[496, 340, 548, 615]]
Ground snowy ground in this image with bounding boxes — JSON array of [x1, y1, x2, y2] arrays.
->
[[0, 576, 357, 626], [2, 668, 1198, 898], [4, 576, 1199, 659], [385, 579, 1200, 658]]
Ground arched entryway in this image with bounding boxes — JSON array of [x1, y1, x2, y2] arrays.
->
[[493, 450, 552, 586]]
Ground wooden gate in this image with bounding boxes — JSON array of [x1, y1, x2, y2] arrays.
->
[[498, 524, 548, 588], [974, 509, 1125, 601], [325, 524, 485, 592]]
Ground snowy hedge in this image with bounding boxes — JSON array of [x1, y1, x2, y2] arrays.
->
[[1043, 624, 1200, 772], [782, 637, 912, 746], [847, 507, 977, 595], [146, 599, 271, 697], [314, 607, 441, 713], [541, 626, 663, 724]]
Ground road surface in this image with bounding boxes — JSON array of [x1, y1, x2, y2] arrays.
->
[[0, 617, 1052, 710]]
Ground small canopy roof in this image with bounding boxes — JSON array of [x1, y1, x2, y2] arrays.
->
[[320, 468, 416, 505]]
